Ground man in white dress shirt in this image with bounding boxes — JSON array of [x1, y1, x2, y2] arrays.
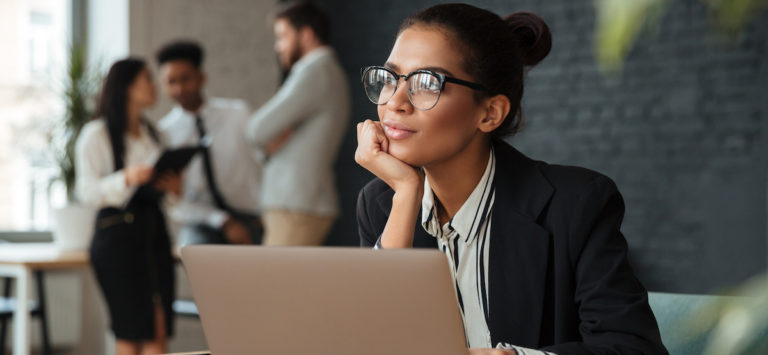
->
[[247, 1, 350, 246], [156, 41, 263, 246]]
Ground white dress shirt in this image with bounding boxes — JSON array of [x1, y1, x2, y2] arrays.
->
[[159, 97, 262, 228], [421, 148, 496, 349], [75, 119, 162, 208]]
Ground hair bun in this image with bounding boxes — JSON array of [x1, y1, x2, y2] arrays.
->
[[504, 11, 552, 66]]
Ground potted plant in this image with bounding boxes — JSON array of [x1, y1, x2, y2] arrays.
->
[[595, 0, 768, 71], [697, 276, 768, 354], [50, 42, 100, 250]]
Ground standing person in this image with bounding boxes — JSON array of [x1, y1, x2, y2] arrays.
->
[[76, 58, 179, 355], [355, 4, 668, 354], [246, 1, 351, 246], [157, 41, 263, 247]]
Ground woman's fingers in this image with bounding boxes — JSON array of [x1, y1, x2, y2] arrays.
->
[[356, 119, 384, 163], [125, 165, 154, 186], [154, 172, 182, 195], [354, 118, 422, 192], [356, 121, 363, 139], [372, 121, 389, 154], [141, 167, 154, 182], [365, 120, 389, 154]]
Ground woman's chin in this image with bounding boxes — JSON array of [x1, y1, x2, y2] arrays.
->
[[388, 144, 424, 167]]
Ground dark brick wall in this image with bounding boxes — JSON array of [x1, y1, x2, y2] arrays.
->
[[317, 0, 768, 293]]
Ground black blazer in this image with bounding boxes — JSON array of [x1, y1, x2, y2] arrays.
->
[[356, 140, 668, 355]]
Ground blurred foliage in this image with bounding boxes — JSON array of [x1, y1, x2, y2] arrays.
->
[[682, 276, 768, 354], [705, 0, 768, 34], [55, 42, 100, 202], [595, 0, 768, 72], [595, 0, 669, 71]]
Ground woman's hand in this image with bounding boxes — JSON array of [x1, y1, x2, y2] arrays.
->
[[354, 119, 422, 193], [221, 217, 253, 245], [124, 165, 154, 186], [153, 172, 182, 196], [355, 119, 424, 248]]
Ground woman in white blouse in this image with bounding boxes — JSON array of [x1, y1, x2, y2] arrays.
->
[[75, 58, 180, 355]]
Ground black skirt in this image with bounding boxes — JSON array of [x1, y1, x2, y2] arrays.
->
[[89, 196, 175, 341]]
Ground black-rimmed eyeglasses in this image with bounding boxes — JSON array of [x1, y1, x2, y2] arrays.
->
[[361, 66, 488, 111]]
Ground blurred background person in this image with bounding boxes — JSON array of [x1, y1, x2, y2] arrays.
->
[[75, 58, 179, 355], [246, 1, 350, 246], [156, 41, 263, 247]]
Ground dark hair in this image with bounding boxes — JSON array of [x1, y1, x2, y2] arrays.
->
[[400, 4, 552, 138], [275, 1, 331, 44], [156, 40, 204, 69], [94, 58, 148, 170]]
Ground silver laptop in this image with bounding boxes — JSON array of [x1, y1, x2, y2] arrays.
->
[[181, 245, 468, 355]]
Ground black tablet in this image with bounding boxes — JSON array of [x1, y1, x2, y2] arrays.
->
[[153, 145, 203, 176], [123, 145, 203, 209]]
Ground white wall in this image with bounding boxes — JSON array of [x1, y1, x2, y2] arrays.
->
[[87, 0, 129, 72], [129, 0, 280, 121]]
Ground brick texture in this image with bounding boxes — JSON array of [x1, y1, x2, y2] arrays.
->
[[318, 0, 768, 293]]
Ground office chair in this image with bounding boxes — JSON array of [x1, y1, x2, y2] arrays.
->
[[0, 239, 51, 355]]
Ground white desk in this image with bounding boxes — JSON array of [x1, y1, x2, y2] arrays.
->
[[0, 243, 88, 355]]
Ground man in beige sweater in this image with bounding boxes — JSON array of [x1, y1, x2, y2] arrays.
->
[[247, 1, 350, 246]]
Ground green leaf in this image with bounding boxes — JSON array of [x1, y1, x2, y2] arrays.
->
[[56, 41, 101, 202]]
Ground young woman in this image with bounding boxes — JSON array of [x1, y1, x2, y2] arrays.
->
[[75, 58, 180, 355], [355, 4, 668, 355]]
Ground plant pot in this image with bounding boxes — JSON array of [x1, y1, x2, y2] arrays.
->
[[51, 204, 96, 250]]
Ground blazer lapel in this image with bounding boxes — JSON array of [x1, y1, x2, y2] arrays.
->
[[487, 141, 554, 348]]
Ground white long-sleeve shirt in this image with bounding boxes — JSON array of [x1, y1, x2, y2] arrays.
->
[[159, 98, 261, 228], [75, 119, 163, 208]]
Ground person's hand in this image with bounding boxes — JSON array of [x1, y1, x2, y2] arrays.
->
[[469, 349, 517, 355], [356, 119, 424, 248], [266, 129, 293, 157], [354, 119, 422, 193], [124, 165, 154, 186], [154, 172, 182, 196], [222, 217, 252, 245]]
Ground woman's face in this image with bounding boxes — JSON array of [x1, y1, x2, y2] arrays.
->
[[378, 25, 487, 167], [128, 67, 157, 110]]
